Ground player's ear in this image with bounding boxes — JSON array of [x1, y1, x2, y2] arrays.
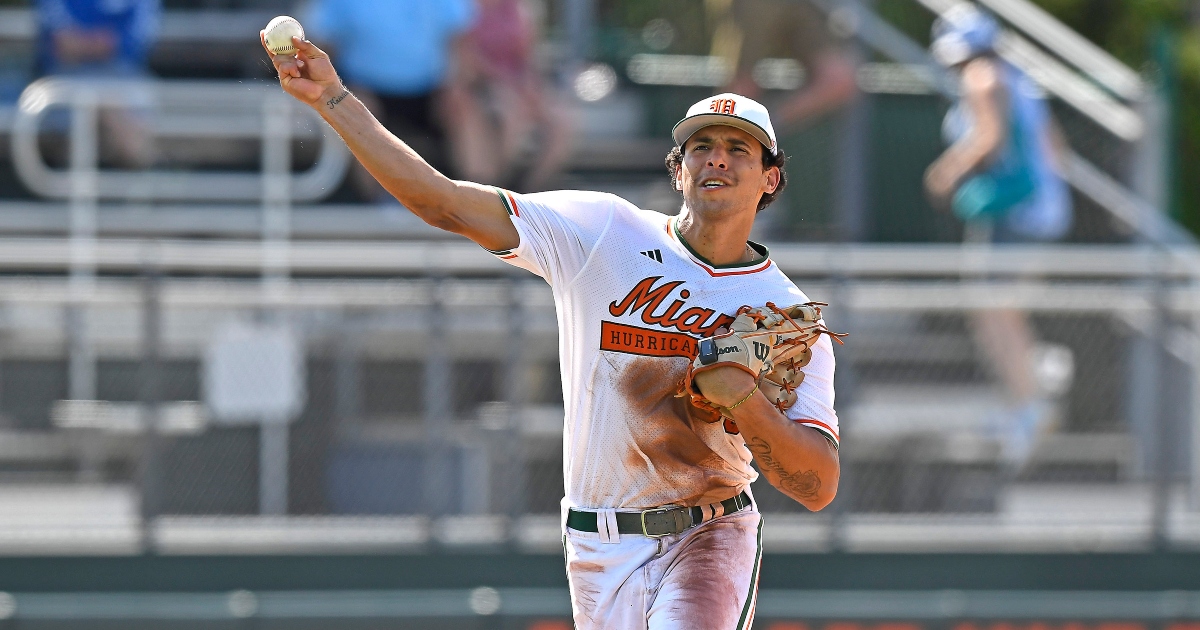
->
[[763, 165, 780, 195], [674, 162, 684, 192]]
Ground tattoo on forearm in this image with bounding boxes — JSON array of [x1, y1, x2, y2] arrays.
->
[[326, 88, 350, 110], [746, 437, 822, 500]]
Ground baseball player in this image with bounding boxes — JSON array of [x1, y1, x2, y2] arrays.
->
[[263, 32, 840, 630]]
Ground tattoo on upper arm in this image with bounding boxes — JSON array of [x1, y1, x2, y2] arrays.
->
[[326, 88, 350, 110], [746, 437, 821, 500]]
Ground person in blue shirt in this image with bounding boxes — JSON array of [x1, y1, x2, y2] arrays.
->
[[924, 5, 1074, 468], [36, 0, 160, 77], [924, 5, 1071, 241], [305, 0, 476, 201], [35, 0, 161, 168]]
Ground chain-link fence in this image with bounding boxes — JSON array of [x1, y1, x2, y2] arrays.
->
[[0, 0, 1188, 559], [0, 243, 1197, 555]]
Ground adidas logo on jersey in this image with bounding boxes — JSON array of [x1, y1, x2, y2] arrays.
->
[[639, 249, 663, 263]]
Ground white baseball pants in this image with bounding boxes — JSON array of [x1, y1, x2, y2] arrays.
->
[[563, 508, 763, 630]]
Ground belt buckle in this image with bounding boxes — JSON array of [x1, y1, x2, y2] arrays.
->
[[640, 507, 686, 538]]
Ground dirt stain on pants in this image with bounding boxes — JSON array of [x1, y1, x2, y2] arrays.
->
[[564, 508, 762, 630]]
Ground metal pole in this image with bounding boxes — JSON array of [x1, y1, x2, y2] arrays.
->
[[1191, 303, 1200, 510], [67, 88, 102, 483], [1127, 283, 1163, 483], [259, 421, 290, 515], [67, 89, 98, 403], [1131, 89, 1168, 213], [262, 94, 292, 298], [826, 246, 857, 551], [138, 255, 163, 551], [827, 0, 870, 550], [334, 316, 363, 428], [1151, 268, 1171, 549], [258, 94, 293, 515], [503, 278, 529, 523], [1130, 250, 1170, 548], [423, 277, 453, 519]]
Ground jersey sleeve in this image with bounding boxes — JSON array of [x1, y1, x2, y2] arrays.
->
[[486, 188, 618, 288], [786, 332, 840, 449]]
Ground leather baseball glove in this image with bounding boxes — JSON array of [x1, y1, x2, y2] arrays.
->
[[678, 302, 845, 421]]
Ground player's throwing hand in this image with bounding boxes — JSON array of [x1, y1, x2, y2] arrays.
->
[[259, 28, 342, 108]]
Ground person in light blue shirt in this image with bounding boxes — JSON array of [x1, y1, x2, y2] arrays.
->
[[924, 5, 1074, 469], [924, 4, 1071, 242], [305, 0, 476, 198]]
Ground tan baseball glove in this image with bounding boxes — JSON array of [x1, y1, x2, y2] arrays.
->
[[678, 302, 845, 422]]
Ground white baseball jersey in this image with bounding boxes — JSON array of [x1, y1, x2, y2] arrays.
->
[[488, 188, 839, 511]]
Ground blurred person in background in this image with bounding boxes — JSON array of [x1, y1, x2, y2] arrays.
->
[[303, 0, 475, 202], [36, 0, 161, 168], [717, 0, 858, 130], [924, 5, 1073, 467], [713, 0, 859, 241], [442, 0, 573, 192]]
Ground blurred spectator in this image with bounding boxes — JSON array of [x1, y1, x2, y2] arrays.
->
[[442, 0, 573, 192], [36, 0, 158, 76], [924, 6, 1074, 467], [35, 0, 161, 168], [712, 0, 859, 241], [718, 0, 858, 129], [304, 0, 475, 202]]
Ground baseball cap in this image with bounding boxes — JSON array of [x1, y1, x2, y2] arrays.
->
[[930, 4, 999, 66], [672, 93, 778, 156]]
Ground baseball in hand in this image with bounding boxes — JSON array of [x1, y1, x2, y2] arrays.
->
[[264, 15, 304, 56]]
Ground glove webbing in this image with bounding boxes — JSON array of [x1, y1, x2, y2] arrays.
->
[[757, 302, 846, 413], [758, 301, 846, 352]]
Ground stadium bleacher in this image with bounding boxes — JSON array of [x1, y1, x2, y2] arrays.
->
[[0, 0, 1194, 562], [3, 3, 1200, 628]]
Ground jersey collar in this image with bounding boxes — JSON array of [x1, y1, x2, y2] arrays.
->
[[667, 216, 773, 277]]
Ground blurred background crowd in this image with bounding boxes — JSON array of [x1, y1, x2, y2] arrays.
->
[[5, 0, 1196, 227], [1, 1, 1200, 624]]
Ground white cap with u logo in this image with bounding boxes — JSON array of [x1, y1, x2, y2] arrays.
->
[[671, 93, 778, 156]]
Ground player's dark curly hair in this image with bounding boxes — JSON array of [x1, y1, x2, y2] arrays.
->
[[665, 143, 788, 213]]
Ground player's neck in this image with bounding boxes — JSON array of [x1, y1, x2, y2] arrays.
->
[[675, 208, 758, 266]]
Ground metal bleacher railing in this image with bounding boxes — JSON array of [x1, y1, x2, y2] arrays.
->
[[7, 76, 352, 519], [0, 241, 1195, 555], [11, 78, 350, 203], [0, 0, 1198, 561]]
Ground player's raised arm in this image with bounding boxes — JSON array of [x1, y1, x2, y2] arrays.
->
[[259, 26, 518, 253]]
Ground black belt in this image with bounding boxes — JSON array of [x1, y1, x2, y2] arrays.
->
[[566, 491, 752, 538]]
